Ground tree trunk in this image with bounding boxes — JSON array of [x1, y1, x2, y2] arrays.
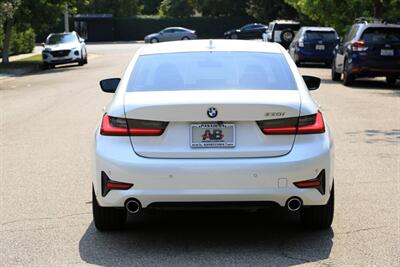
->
[[373, 0, 384, 18], [2, 17, 14, 64]]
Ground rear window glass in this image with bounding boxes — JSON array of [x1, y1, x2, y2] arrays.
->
[[275, 24, 300, 31], [127, 52, 296, 92], [305, 31, 337, 40], [361, 27, 400, 43]]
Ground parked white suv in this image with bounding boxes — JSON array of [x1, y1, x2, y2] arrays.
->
[[42, 31, 88, 69], [263, 20, 301, 49]]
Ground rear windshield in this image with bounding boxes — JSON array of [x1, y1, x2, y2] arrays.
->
[[361, 27, 400, 43], [305, 31, 337, 41], [127, 52, 296, 92]]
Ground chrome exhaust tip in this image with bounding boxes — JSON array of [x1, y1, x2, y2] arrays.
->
[[125, 199, 141, 214], [286, 197, 302, 212]]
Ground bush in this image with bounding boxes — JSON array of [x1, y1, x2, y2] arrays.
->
[[0, 27, 36, 57]]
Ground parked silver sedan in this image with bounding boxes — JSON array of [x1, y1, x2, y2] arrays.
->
[[144, 27, 197, 43]]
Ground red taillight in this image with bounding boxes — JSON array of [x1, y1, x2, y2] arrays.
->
[[352, 40, 368, 51], [106, 181, 133, 190], [258, 111, 325, 135], [100, 114, 167, 136]]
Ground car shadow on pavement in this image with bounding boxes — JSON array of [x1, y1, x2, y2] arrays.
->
[[79, 209, 333, 266]]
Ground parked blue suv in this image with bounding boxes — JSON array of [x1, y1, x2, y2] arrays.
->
[[289, 27, 339, 66], [331, 18, 400, 86]]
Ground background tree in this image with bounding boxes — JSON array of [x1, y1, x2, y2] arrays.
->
[[192, 0, 248, 17], [284, 0, 400, 34], [140, 0, 162, 15], [158, 0, 195, 18], [78, 0, 141, 17], [1, 0, 21, 63], [247, 0, 299, 22]]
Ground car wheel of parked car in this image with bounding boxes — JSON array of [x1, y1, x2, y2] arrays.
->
[[301, 183, 334, 229], [230, 34, 238, 39], [331, 60, 341, 81], [342, 60, 354, 86], [150, 38, 159, 43], [182, 36, 190, 40], [386, 76, 397, 86], [92, 187, 126, 231], [42, 62, 50, 70]]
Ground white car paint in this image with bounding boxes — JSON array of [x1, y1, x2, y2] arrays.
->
[[93, 40, 334, 213]]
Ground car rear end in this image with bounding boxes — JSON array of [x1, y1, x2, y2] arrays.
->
[[94, 42, 333, 211], [349, 25, 400, 79], [297, 28, 339, 64]]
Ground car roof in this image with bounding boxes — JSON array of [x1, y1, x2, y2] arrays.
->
[[138, 39, 283, 55], [359, 23, 400, 28], [271, 20, 300, 24], [301, 26, 336, 32], [163, 27, 191, 31]]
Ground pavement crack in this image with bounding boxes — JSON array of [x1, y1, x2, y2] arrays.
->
[[336, 225, 387, 235], [1, 212, 91, 226]]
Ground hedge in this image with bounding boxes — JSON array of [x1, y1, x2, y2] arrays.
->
[[0, 27, 36, 57], [114, 16, 255, 40]]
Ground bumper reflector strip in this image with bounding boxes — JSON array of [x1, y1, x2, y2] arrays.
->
[[101, 171, 133, 197], [293, 170, 326, 195]]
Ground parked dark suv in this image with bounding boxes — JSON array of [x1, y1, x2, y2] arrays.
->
[[331, 18, 400, 86], [289, 27, 339, 66]]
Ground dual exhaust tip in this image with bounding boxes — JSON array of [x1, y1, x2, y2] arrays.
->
[[126, 197, 302, 213], [286, 197, 302, 212], [125, 199, 141, 214]]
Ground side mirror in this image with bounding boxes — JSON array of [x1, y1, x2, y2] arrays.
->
[[41, 42, 45, 47], [303, 75, 321, 90], [100, 78, 120, 93], [79, 38, 85, 43]]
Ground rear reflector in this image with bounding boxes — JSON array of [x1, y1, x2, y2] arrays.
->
[[293, 170, 326, 195], [257, 111, 325, 135], [100, 114, 168, 136], [101, 171, 133, 197]]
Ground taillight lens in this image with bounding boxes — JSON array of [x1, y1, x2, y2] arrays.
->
[[352, 40, 368, 51], [100, 114, 168, 136], [257, 111, 325, 135]]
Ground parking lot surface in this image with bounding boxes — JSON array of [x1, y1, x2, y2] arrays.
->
[[1, 43, 399, 266]]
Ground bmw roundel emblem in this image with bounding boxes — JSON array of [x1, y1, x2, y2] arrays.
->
[[207, 107, 218, 118]]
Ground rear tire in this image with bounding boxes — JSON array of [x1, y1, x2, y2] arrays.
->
[[92, 188, 126, 231], [342, 60, 354, 86], [331, 59, 341, 81], [150, 38, 159, 43], [301, 183, 334, 229], [386, 76, 397, 86], [230, 33, 238, 39], [182, 36, 190, 40]]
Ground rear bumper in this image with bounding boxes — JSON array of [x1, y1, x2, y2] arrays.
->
[[297, 49, 334, 62], [350, 54, 400, 77], [93, 127, 334, 208]]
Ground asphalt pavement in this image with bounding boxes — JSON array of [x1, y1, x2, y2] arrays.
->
[[1, 43, 399, 266]]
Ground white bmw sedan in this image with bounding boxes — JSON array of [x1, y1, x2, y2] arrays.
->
[[93, 40, 334, 231]]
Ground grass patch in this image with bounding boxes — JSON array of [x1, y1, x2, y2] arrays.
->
[[0, 54, 43, 75]]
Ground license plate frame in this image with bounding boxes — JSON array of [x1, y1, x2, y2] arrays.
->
[[380, 49, 394, 56], [315, 44, 325, 51], [190, 123, 235, 148]]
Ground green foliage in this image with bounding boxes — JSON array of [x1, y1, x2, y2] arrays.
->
[[247, 0, 299, 22], [0, 0, 21, 24], [78, 0, 141, 17], [284, 0, 400, 35], [192, 0, 248, 17], [158, 0, 195, 18], [0, 27, 35, 56], [140, 0, 162, 15]]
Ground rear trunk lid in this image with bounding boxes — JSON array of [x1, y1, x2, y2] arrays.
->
[[124, 90, 301, 159]]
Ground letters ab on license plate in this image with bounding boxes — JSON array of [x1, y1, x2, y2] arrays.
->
[[191, 123, 235, 148]]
